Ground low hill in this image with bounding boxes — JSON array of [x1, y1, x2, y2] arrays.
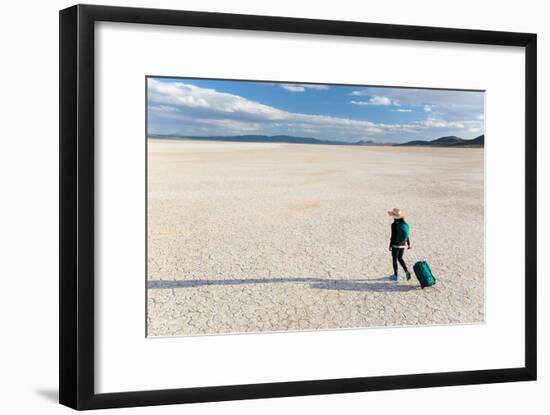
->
[[396, 134, 484, 147]]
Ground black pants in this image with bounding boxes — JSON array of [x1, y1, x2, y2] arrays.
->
[[391, 247, 409, 276]]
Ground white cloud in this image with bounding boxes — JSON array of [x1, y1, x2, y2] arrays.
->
[[424, 105, 432, 112], [281, 84, 329, 92], [281, 85, 305, 92], [418, 118, 464, 128], [148, 79, 287, 120], [301, 84, 330, 90], [350, 96, 396, 106], [370, 96, 393, 105], [395, 108, 413, 113]]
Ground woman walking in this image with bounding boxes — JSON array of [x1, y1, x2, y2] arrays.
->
[[388, 208, 411, 282]]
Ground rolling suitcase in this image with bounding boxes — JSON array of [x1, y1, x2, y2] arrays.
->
[[413, 261, 436, 289]]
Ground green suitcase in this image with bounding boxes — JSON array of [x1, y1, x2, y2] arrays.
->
[[413, 261, 436, 289]]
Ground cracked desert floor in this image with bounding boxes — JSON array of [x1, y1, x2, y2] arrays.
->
[[147, 139, 484, 337]]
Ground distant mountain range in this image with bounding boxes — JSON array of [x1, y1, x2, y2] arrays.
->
[[149, 134, 375, 146], [149, 134, 484, 147], [395, 135, 484, 147]]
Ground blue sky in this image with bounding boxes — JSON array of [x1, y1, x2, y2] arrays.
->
[[147, 77, 484, 143]]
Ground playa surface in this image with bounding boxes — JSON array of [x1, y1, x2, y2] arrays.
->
[[147, 139, 484, 337]]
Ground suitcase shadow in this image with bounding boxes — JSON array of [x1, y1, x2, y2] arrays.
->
[[309, 280, 418, 292]]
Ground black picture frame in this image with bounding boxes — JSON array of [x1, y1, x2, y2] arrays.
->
[[59, 4, 537, 410]]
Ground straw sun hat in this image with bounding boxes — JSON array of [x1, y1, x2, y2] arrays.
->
[[387, 208, 406, 219]]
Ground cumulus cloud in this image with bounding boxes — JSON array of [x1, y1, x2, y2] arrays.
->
[[281, 84, 329, 92], [301, 84, 330, 90], [282, 85, 305, 92], [350, 96, 397, 106], [419, 118, 464, 128]]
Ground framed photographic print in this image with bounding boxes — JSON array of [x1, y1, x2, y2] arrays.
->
[[59, 4, 537, 410]]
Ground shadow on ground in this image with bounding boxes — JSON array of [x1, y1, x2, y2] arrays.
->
[[35, 388, 58, 403], [148, 277, 418, 293]]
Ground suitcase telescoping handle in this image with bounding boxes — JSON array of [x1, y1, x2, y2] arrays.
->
[[405, 246, 422, 264]]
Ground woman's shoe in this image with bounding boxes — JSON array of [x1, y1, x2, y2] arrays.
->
[[406, 271, 411, 281], [389, 274, 398, 281]]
